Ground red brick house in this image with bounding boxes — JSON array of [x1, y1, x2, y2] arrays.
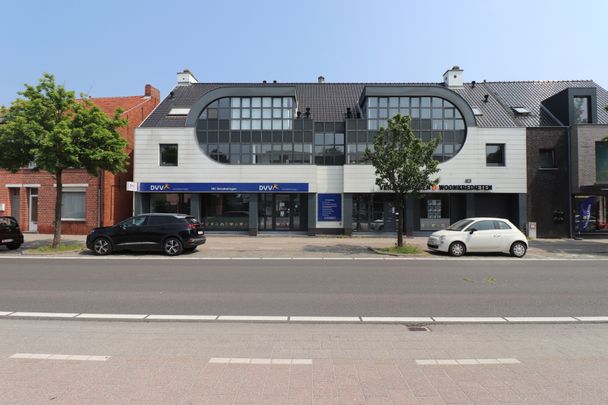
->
[[0, 84, 160, 234]]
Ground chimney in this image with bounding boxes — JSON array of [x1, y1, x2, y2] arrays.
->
[[443, 65, 463, 87], [144, 84, 160, 102], [318, 75, 325, 84], [177, 69, 198, 85]]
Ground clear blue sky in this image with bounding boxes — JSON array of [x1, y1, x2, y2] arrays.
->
[[1, 0, 607, 105]]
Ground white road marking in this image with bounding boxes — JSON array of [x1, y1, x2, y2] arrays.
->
[[575, 316, 608, 322], [290, 316, 361, 322], [217, 315, 288, 322], [208, 357, 311, 365], [10, 353, 110, 361], [417, 358, 519, 365], [505, 317, 577, 323], [1, 311, 606, 324], [146, 315, 218, 321], [76, 313, 147, 320], [433, 317, 507, 323], [9, 312, 78, 318], [361, 317, 433, 323]]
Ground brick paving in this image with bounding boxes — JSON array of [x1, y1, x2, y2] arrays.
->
[[1, 320, 608, 404]]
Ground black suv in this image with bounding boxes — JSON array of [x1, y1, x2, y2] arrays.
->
[[86, 213, 206, 256], [0, 216, 24, 250]]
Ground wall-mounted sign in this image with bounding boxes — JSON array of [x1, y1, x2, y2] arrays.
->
[[318, 193, 341, 221], [429, 184, 493, 191], [139, 182, 309, 193], [126, 181, 138, 191]]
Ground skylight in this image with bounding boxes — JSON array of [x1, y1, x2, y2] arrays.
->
[[471, 107, 483, 116], [512, 107, 530, 115], [168, 108, 190, 116]]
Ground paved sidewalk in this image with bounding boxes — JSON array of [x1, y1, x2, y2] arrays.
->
[[2, 320, 608, 404], [2, 233, 608, 259]]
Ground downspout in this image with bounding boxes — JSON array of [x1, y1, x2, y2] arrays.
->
[[98, 169, 104, 228]]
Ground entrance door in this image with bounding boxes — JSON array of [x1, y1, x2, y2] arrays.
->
[[28, 188, 38, 232], [9, 189, 20, 223], [258, 194, 303, 231]]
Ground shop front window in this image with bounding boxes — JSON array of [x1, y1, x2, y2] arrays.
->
[[150, 193, 191, 214], [419, 196, 451, 231], [574, 195, 608, 234], [352, 194, 398, 232], [596, 142, 608, 183], [201, 194, 249, 230]]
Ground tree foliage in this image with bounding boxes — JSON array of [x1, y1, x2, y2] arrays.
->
[[364, 113, 440, 246], [0, 73, 129, 247]]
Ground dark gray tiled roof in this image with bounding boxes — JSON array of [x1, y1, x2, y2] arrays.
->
[[485, 80, 608, 126], [141, 81, 608, 128]]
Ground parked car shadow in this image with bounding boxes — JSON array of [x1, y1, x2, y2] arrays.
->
[[78, 248, 200, 257]]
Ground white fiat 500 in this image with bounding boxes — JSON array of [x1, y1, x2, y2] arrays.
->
[[427, 217, 528, 257]]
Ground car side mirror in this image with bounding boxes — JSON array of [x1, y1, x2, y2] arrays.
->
[[469, 228, 477, 234]]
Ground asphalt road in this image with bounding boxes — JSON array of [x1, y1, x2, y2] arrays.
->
[[0, 258, 607, 316]]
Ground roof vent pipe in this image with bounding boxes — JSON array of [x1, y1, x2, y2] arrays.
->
[[471, 80, 476, 88], [483, 94, 489, 103], [318, 76, 325, 84]]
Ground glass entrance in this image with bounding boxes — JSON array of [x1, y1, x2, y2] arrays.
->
[[258, 194, 305, 231]]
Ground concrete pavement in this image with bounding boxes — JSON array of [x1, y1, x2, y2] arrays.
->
[[2, 320, 608, 404]]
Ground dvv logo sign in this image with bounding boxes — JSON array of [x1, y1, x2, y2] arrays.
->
[[258, 183, 280, 191], [149, 183, 172, 191]]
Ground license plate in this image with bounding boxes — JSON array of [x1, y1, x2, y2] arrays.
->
[[2, 239, 14, 243], [197, 231, 203, 235]]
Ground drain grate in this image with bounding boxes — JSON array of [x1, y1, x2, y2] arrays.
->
[[407, 326, 430, 332]]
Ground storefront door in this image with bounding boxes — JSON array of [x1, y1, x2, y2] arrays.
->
[[9, 189, 20, 224], [258, 194, 304, 231]]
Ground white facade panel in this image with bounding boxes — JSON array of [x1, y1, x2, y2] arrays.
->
[[344, 127, 527, 194]]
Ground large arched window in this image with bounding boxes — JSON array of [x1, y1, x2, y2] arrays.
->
[[196, 96, 298, 164], [364, 96, 467, 162]]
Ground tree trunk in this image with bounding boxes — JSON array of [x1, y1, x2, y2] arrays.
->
[[396, 194, 405, 247], [52, 170, 63, 248]]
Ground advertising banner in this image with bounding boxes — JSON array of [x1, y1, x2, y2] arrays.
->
[[139, 182, 309, 193], [318, 193, 342, 221]]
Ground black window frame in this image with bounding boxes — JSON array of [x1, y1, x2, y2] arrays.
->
[[485, 143, 505, 167], [539, 148, 557, 169], [159, 144, 179, 167]]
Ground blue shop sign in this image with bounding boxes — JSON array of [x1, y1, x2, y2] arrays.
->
[[318, 193, 342, 221], [139, 182, 309, 193]]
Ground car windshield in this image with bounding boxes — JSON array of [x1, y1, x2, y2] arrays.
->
[[446, 219, 475, 231]]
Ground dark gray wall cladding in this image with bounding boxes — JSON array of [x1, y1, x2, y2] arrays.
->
[[361, 86, 477, 128], [542, 88, 598, 126], [526, 127, 570, 238], [185, 87, 297, 127], [572, 125, 608, 191]]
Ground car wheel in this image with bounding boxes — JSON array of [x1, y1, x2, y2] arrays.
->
[[163, 237, 183, 256], [510, 241, 527, 258], [93, 237, 112, 256], [449, 241, 466, 257], [6, 243, 21, 250]]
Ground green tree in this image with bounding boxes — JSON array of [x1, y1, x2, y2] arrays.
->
[[0, 73, 128, 248], [364, 113, 440, 247]]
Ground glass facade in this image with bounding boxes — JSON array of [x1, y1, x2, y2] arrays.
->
[[201, 194, 250, 231], [364, 96, 467, 162], [196, 94, 469, 165], [150, 193, 192, 214], [596, 142, 608, 183]]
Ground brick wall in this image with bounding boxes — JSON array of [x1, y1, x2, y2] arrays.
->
[[526, 127, 571, 238], [0, 84, 160, 234]]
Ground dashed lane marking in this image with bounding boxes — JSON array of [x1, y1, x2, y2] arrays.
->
[[416, 358, 520, 365], [209, 357, 312, 365], [10, 353, 110, 361]]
